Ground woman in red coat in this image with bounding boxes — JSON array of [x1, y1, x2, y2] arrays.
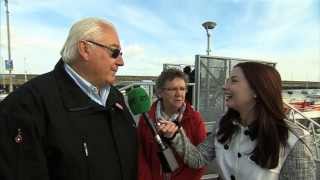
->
[[138, 68, 207, 180]]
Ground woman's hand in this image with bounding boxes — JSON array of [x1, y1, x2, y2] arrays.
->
[[157, 119, 179, 138]]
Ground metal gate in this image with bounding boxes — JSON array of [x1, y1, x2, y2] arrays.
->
[[194, 55, 276, 131]]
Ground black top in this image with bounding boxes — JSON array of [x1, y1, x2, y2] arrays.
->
[[0, 59, 138, 180]]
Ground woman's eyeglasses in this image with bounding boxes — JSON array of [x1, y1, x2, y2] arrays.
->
[[163, 87, 187, 92], [85, 40, 122, 59]]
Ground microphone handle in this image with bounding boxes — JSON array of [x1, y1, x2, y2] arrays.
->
[[142, 113, 166, 150], [142, 113, 179, 172]]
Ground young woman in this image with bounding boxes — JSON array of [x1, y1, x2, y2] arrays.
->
[[158, 62, 317, 180], [138, 68, 207, 180]]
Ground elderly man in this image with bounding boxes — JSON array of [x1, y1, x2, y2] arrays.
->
[[0, 18, 137, 180]]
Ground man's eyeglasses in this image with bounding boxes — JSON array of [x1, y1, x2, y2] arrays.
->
[[85, 40, 122, 59]]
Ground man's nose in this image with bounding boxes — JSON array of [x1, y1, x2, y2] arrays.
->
[[116, 56, 124, 66]]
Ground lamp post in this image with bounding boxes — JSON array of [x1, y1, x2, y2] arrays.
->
[[202, 21, 216, 56], [4, 0, 13, 92]]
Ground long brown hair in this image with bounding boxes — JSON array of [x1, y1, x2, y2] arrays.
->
[[217, 62, 288, 169]]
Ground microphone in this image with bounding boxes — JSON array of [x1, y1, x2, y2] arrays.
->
[[127, 87, 179, 172]]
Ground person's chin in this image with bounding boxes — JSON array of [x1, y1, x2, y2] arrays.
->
[[106, 76, 116, 85], [174, 102, 184, 108], [225, 102, 234, 109]]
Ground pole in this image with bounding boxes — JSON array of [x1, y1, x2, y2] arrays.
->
[[206, 29, 211, 56], [4, 0, 13, 92], [202, 21, 216, 56], [0, 4, 4, 90], [24, 58, 27, 82], [0, 57, 5, 90]]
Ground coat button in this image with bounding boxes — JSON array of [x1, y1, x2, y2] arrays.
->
[[244, 130, 250, 136], [231, 175, 236, 180], [224, 144, 229, 150], [237, 153, 242, 158], [250, 155, 256, 162]]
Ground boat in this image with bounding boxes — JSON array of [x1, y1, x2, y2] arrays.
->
[[307, 94, 320, 99], [285, 98, 320, 121]]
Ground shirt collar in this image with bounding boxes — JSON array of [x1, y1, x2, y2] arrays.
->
[[64, 63, 110, 106]]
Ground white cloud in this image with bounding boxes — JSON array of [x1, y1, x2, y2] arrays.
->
[[123, 44, 145, 59], [0, 18, 67, 74], [276, 48, 320, 81], [0, 0, 319, 82], [254, 0, 314, 45], [116, 4, 176, 38], [119, 42, 195, 76]]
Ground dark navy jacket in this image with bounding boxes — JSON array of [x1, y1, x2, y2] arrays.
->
[[0, 60, 138, 180]]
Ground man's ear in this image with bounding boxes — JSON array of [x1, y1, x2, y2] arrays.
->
[[78, 40, 90, 61]]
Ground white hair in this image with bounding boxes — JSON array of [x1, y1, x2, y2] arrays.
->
[[60, 17, 115, 64]]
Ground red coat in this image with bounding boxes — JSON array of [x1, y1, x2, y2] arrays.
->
[[138, 102, 207, 180]]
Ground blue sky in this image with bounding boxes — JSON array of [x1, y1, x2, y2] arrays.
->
[[0, 0, 319, 81]]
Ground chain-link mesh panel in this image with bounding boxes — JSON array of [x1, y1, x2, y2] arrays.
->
[[195, 55, 276, 131], [195, 56, 227, 131]]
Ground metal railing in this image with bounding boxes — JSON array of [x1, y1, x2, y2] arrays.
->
[[118, 81, 156, 99], [284, 101, 320, 160]]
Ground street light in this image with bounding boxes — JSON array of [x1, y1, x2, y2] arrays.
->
[[202, 21, 216, 56]]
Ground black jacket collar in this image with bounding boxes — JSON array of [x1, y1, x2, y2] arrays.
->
[[53, 59, 122, 111]]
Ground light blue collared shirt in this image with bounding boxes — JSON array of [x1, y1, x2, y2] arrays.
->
[[64, 63, 110, 107]]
